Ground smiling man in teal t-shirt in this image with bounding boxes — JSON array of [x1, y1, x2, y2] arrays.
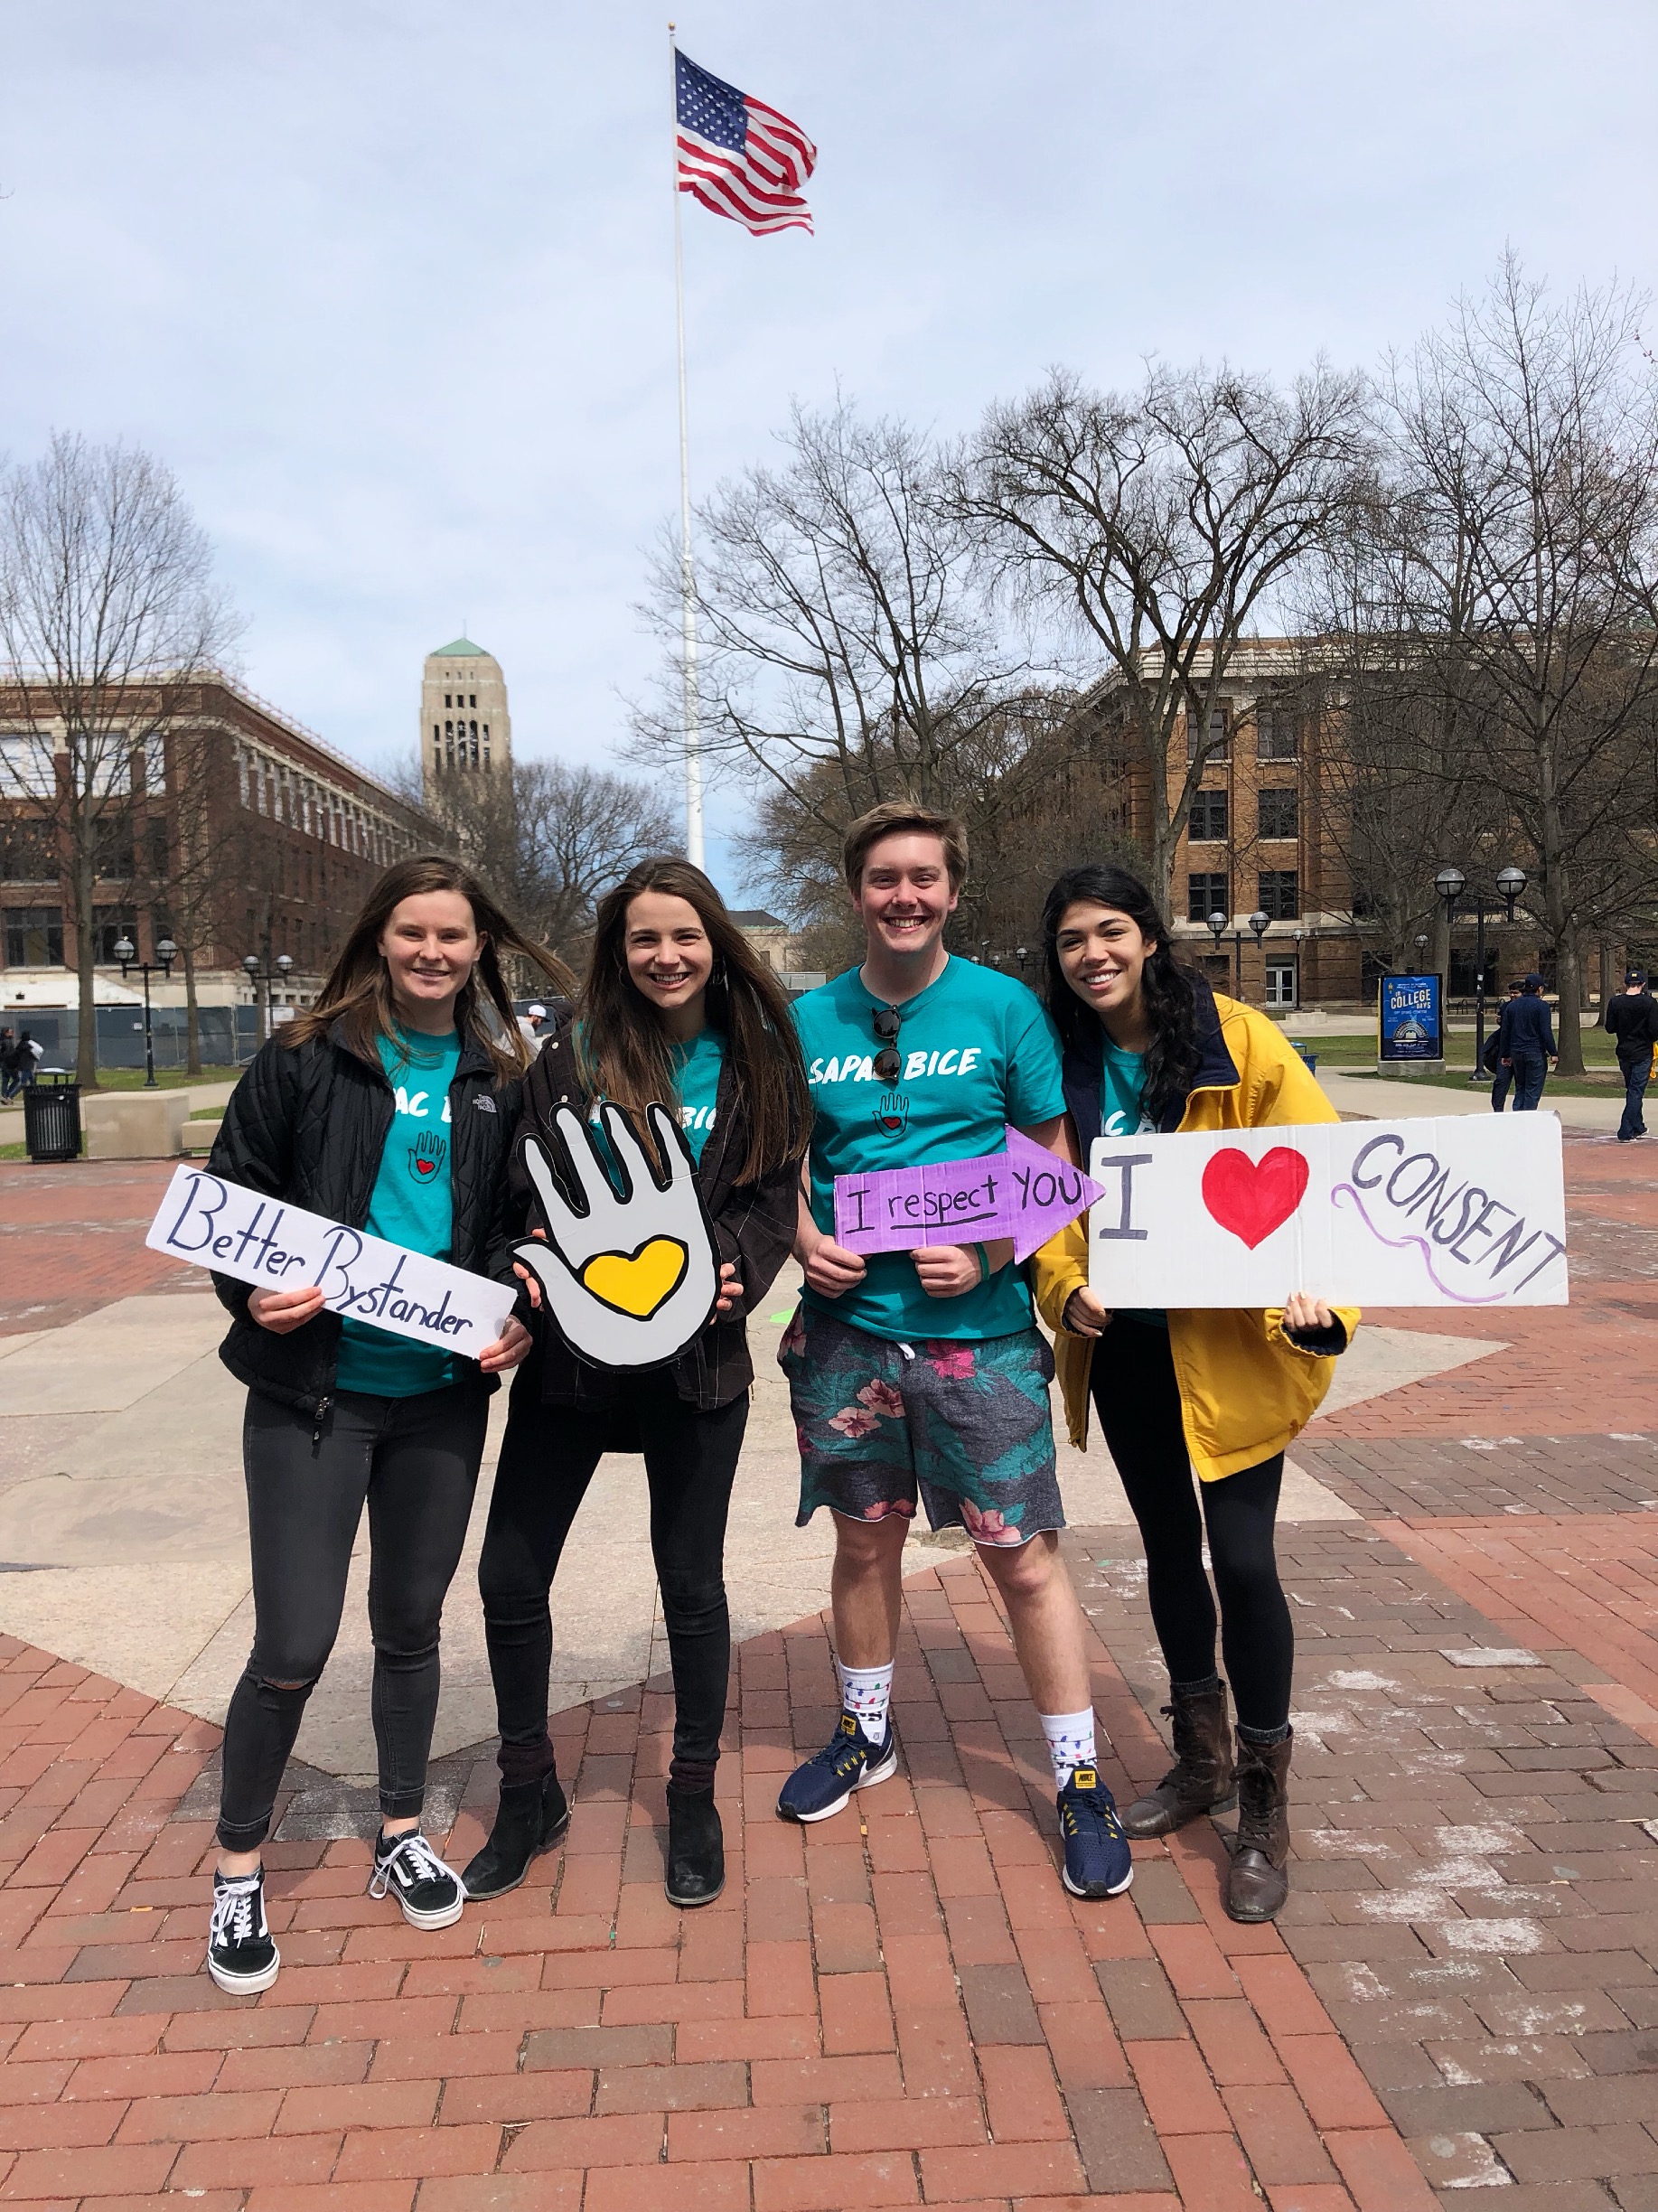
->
[[776, 803, 1133, 1905]]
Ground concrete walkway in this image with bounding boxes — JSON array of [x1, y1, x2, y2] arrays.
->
[[1318, 1065, 1625, 1131]]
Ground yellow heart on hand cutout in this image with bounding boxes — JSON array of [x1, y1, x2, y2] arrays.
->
[[579, 1237, 690, 1320]]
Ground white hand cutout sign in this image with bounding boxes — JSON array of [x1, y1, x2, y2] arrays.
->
[[515, 1104, 720, 1370]]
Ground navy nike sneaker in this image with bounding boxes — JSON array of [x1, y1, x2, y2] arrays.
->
[[776, 1712, 898, 1823], [1058, 1766, 1134, 1898]]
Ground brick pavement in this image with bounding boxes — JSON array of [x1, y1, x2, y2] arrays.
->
[[0, 1130, 1654, 2205], [0, 1163, 192, 1335]]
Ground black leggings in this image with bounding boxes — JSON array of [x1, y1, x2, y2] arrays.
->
[[478, 1368, 746, 1794], [219, 1382, 487, 1851], [1089, 1320, 1293, 1735]]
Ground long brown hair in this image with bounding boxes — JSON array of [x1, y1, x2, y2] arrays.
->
[[576, 857, 810, 1183], [286, 853, 576, 1082]]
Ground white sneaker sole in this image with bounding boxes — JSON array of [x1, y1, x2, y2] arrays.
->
[[1062, 1862, 1135, 1900], [384, 1888, 464, 1930], [206, 1944, 280, 1994], [782, 1741, 899, 1824]]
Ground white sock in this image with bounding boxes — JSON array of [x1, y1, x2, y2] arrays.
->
[[1042, 1708, 1097, 1790], [836, 1659, 894, 1741]]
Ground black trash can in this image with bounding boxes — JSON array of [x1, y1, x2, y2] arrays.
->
[[23, 1073, 82, 1163]]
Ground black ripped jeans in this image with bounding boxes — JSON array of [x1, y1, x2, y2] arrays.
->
[[217, 1382, 487, 1852], [1089, 1319, 1294, 1735], [478, 1368, 746, 1795]]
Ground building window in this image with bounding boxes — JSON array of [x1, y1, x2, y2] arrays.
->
[[92, 908, 137, 962], [1258, 870, 1299, 920], [1186, 707, 1230, 763], [1258, 787, 1298, 840], [5, 906, 63, 965], [1188, 789, 1228, 841], [470, 693, 477, 708], [1259, 708, 1298, 761], [1188, 871, 1230, 923]]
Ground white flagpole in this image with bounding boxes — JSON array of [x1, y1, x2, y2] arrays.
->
[[669, 23, 705, 868]]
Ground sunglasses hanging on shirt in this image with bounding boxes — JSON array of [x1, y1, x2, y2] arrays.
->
[[872, 1005, 903, 1083]]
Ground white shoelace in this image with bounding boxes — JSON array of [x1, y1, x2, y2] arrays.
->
[[211, 1875, 262, 1950], [370, 1831, 452, 1898]]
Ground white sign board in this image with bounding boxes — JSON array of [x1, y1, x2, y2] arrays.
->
[[1088, 1113, 1568, 1308], [145, 1166, 517, 1354]]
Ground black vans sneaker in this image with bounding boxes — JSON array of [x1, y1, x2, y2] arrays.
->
[[370, 1827, 464, 1929], [207, 1867, 280, 1994]]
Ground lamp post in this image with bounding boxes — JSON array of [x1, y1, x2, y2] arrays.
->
[[1206, 911, 1229, 980], [1247, 909, 1270, 1003], [113, 934, 177, 1090], [242, 950, 295, 1045], [1434, 865, 1527, 1082], [1293, 926, 1307, 1011], [1016, 944, 1029, 976]]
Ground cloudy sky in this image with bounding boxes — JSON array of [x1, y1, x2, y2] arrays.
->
[[6, 1, 1655, 900]]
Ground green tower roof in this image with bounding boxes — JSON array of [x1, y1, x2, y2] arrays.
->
[[432, 636, 485, 657]]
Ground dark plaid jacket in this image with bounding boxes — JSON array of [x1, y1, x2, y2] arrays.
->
[[505, 1017, 800, 1412]]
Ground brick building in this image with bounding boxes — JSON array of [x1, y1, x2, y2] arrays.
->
[[1, 676, 444, 1042]]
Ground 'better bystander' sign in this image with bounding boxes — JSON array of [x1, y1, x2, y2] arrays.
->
[[145, 1166, 517, 1354], [1088, 1113, 1567, 1308]]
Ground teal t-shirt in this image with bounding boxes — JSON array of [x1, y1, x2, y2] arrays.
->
[[1099, 1035, 1166, 1328], [334, 1028, 464, 1397], [794, 957, 1066, 1343], [671, 1028, 725, 1162]]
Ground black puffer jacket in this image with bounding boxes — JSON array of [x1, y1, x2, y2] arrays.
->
[[206, 1022, 522, 1419], [507, 1016, 799, 1411]]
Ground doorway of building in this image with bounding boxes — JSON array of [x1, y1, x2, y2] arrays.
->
[[1266, 958, 1298, 1010]]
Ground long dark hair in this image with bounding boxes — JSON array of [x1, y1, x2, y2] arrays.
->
[[576, 856, 810, 1184], [1040, 863, 1201, 1125], [286, 853, 576, 1083]]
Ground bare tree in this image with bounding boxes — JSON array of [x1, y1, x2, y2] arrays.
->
[[1374, 258, 1658, 1071], [0, 436, 239, 1084], [956, 360, 1370, 902], [408, 756, 676, 970], [643, 398, 1035, 860]]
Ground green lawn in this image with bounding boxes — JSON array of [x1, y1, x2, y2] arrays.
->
[[30, 1064, 244, 1092], [1297, 1023, 1628, 1094]]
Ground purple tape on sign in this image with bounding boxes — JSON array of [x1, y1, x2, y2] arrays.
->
[[832, 1126, 1107, 1264]]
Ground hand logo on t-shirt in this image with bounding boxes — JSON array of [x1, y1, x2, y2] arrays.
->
[[872, 1089, 909, 1138], [407, 1129, 446, 1185]]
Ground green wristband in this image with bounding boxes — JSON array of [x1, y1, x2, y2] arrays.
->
[[974, 1242, 991, 1284]]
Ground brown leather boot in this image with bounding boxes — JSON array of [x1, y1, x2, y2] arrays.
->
[[1226, 1729, 1292, 1922], [1121, 1682, 1237, 1839]]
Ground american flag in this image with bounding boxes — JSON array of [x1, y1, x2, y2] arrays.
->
[[674, 50, 815, 237]]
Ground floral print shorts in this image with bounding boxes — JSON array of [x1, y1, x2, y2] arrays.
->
[[780, 1303, 1063, 1548]]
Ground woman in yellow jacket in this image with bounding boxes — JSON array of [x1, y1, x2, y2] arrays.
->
[[1031, 864, 1358, 1924]]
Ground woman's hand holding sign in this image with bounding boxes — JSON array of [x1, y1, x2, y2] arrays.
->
[[248, 1283, 326, 1334]]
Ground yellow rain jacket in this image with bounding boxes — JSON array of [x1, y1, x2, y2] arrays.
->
[[1030, 985, 1360, 1481]]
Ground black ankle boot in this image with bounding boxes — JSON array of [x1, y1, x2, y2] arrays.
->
[[461, 1769, 569, 1900], [664, 1786, 724, 1908]]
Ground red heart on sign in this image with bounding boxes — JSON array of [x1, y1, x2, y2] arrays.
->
[[1201, 1147, 1308, 1250]]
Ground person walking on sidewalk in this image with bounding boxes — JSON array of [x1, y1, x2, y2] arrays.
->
[[1029, 864, 1358, 1924], [1604, 970, 1658, 1142], [465, 859, 810, 1911], [777, 802, 1134, 1904], [1486, 982, 1522, 1111], [201, 856, 567, 1996], [1495, 974, 1557, 1111]]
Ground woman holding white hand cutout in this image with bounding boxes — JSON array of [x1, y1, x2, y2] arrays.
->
[[466, 858, 810, 1909], [200, 856, 571, 1997]]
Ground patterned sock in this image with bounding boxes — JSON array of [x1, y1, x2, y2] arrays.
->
[[836, 1660, 894, 1742], [1041, 1708, 1098, 1790]]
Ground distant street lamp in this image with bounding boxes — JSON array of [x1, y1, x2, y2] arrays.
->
[[113, 934, 177, 1090], [1016, 944, 1029, 975], [242, 949, 295, 1045], [1435, 864, 1528, 1083]]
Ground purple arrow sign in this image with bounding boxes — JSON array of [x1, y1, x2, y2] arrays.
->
[[833, 1126, 1109, 1264]]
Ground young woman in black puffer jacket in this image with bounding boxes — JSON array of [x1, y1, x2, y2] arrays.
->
[[201, 854, 570, 1996]]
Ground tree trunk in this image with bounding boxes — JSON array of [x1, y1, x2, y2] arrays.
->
[[183, 943, 201, 1077], [72, 854, 98, 1091], [1554, 930, 1585, 1077]]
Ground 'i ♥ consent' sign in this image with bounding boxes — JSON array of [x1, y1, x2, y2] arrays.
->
[[145, 1166, 518, 1353], [1087, 1113, 1567, 1308]]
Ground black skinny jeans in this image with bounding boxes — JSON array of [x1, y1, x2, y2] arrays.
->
[[217, 1382, 487, 1852], [479, 1368, 746, 1795], [1089, 1319, 1293, 1735]]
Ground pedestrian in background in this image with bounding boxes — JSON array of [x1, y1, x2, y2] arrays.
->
[[1604, 969, 1658, 1142], [1495, 974, 1557, 1111], [0, 1028, 17, 1102], [1485, 982, 1523, 1111]]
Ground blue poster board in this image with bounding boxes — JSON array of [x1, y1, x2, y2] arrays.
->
[[1379, 972, 1443, 1062]]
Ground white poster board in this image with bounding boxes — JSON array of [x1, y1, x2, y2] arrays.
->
[[1088, 1113, 1568, 1308], [145, 1166, 517, 1353]]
